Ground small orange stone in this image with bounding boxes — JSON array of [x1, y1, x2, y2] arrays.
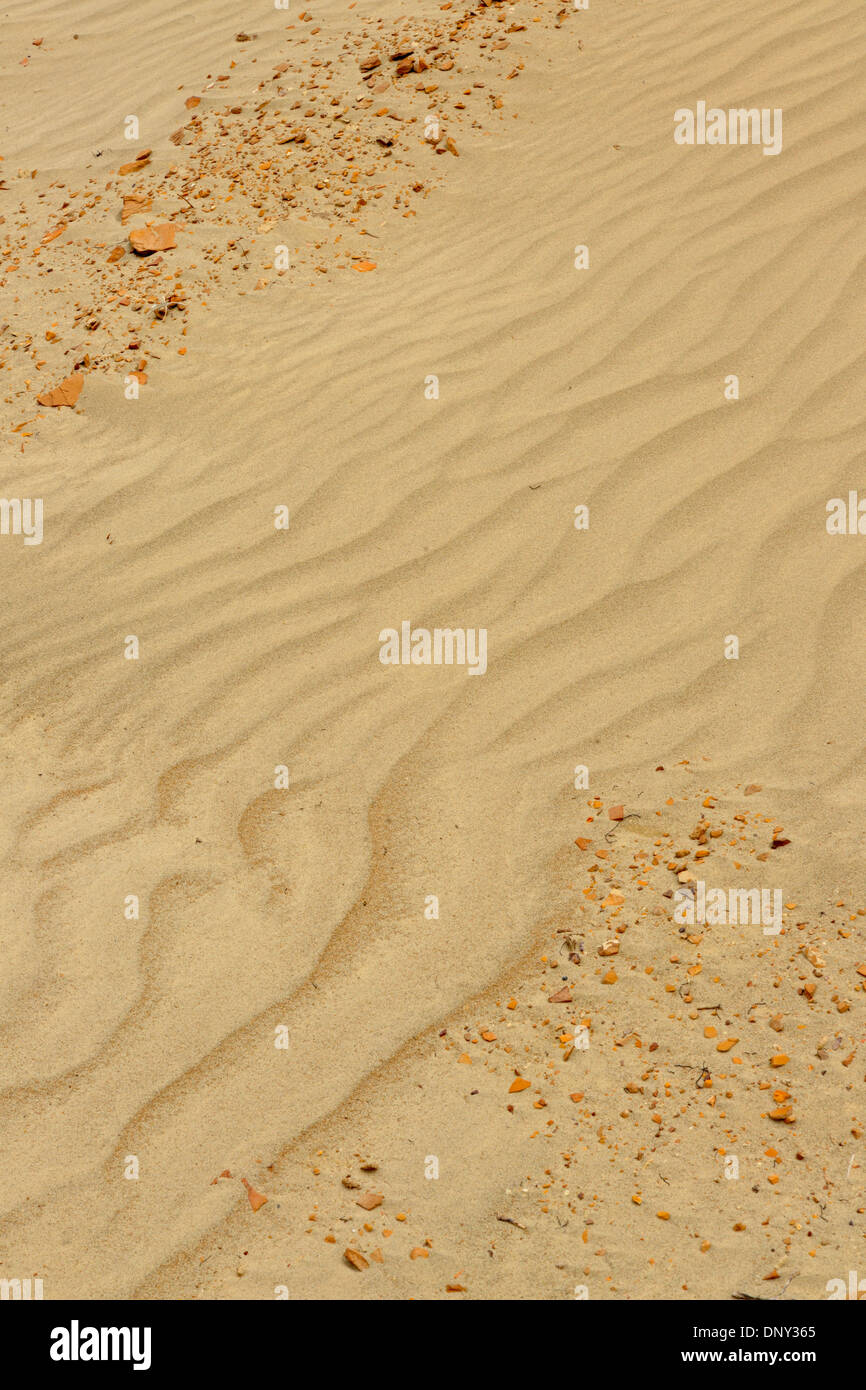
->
[[241, 1178, 268, 1212]]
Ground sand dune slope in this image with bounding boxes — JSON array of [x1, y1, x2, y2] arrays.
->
[[1, 0, 865, 1299]]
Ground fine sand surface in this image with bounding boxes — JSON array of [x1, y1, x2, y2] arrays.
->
[[1, 0, 865, 1300]]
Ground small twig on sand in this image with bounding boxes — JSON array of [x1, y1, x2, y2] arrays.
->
[[733, 1271, 799, 1301], [605, 812, 640, 842], [672, 1063, 711, 1088]]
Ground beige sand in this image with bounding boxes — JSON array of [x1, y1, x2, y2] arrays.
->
[[1, 0, 865, 1300]]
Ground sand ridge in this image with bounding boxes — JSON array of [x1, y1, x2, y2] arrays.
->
[[0, 0, 865, 1300]]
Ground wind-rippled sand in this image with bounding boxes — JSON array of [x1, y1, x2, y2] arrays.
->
[[1, 0, 865, 1299]]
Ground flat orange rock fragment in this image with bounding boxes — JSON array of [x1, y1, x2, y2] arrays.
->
[[356, 1191, 383, 1210], [118, 149, 152, 175], [37, 373, 83, 408], [241, 1177, 268, 1211], [121, 193, 151, 224], [129, 223, 177, 255]]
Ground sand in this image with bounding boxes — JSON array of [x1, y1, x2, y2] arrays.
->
[[1, 0, 865, 1301]]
